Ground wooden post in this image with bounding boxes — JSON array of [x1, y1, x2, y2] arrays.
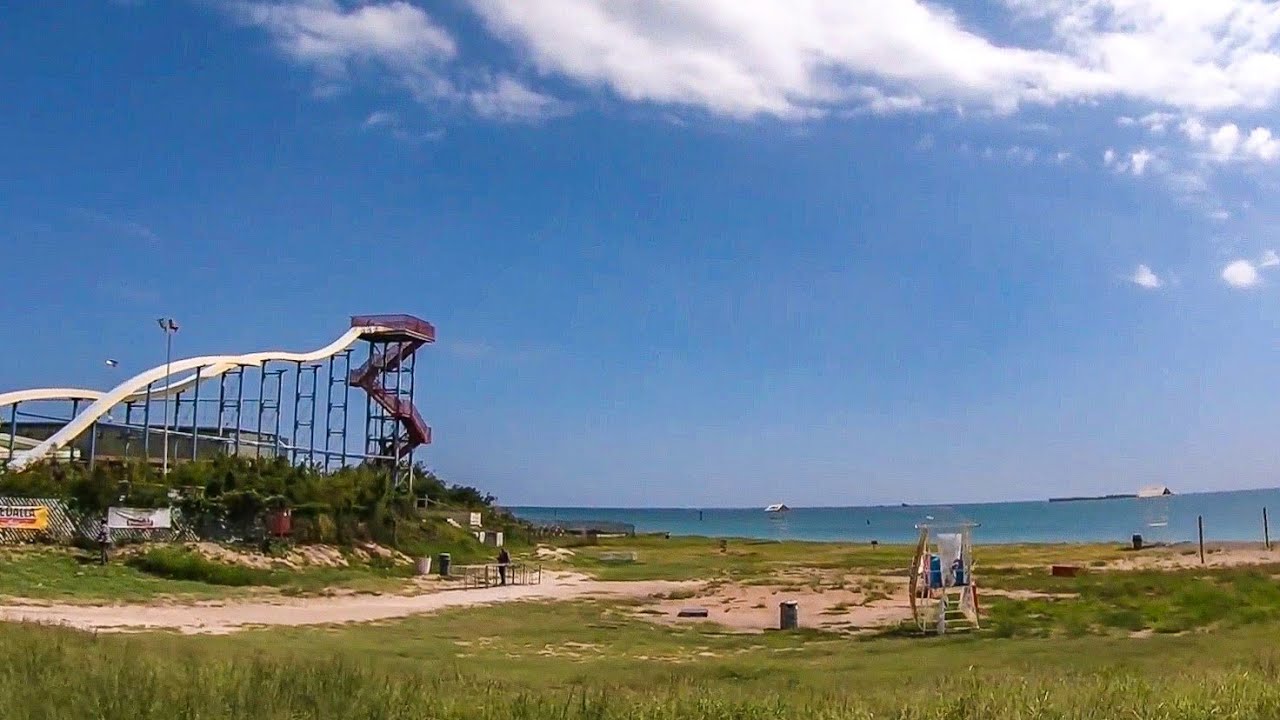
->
[[1265, 507, 1271, 551], [1198, 515, 1205, 564]]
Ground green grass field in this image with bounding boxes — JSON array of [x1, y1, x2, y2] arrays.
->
[[4, 537, 1280, 718], [553, 535, 1128, 582], [4, 602, 1280, 719]]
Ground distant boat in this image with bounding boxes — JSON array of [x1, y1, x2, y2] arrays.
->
[[1049, 493, 1136, 503], [764, 503, 790, 514], [1137, 485, 1174, 498]]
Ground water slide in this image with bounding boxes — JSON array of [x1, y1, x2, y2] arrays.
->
[[1, 320, 412, 472], [0, 434, 76, 461]]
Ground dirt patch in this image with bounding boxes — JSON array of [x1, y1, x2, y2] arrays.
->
[[535, 545, 577, 561], [0, 573, 693, 635], [1104, 543, 1280, 571], [634, 577, 913, 634]]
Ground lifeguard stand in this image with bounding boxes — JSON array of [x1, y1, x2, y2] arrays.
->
[[909, 522, 979, 634]]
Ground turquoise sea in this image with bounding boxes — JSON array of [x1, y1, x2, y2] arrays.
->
[[513, 487, 1280, 544]]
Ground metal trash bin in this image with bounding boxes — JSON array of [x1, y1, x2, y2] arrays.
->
[[438, 552, 451, 576], [415, 557, 432, 575], [779, 600, 798, 630], [1131, 534, 1143, 550]]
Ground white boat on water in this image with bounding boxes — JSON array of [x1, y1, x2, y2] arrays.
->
[[764, 503, 790, 514]]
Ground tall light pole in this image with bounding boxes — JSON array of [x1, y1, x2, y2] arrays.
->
[[157, 318, 179, 476]]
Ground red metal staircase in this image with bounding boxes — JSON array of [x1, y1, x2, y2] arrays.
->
[[348, 315, 434, 458]]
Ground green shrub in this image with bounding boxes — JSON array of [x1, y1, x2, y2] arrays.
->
[[126, 547, 270, 586], [0, 457, 528, 555]]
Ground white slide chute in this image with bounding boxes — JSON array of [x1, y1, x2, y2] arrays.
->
[[2, 324, 395, 471]]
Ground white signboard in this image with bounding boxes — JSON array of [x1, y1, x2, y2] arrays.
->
[[107, 507, 172, 530]]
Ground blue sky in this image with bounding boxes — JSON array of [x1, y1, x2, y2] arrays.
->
[[3, 1, 1280, 507]]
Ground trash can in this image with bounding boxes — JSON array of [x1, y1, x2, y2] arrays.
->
[[1131, 534, 1143, 550], [415, 557, 432, 576], [779, 600, 798, 630], [438, 552, 451, 577]]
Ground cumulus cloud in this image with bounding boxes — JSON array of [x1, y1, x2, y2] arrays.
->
[[1129, 148, 1154, 176], [1243, 127, 1280, 161], [1104, 147, 1155, 176], [226, 1, 565, 121], [1222, 250, 1280, 288], [1222, 260, 1261, 288], [466, 0, 1280, 118], [1129, 264, 1162, 289], [1172, 119, 1280, 164], [228, 0, 456, 79], [467, 75, 569, 121], [218, 0, 1280, 188]]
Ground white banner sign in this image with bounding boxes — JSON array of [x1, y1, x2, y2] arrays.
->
[[107, 507, 172, 530]]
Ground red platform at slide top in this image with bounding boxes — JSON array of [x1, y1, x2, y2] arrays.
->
[[348, 314, 434, 454]]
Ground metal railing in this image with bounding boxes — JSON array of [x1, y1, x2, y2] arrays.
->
[[457, 562, 542, 589]]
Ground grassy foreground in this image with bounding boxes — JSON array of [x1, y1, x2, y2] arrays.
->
[[4, 615, 1280, 719], [5, 537, 1280, 717]]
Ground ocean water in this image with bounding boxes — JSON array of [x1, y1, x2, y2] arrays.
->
[[513, 487, 1280, 544]]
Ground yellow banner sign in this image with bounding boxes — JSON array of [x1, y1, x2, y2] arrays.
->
[[0, 505, 49, 530]]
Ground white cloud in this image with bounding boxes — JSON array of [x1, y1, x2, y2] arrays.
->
[[1129, 264, 1162, 289], [1055, 150, 1072, 163], [359, 109, 445, 142], [1180, 117, 1208, 142], [1137, 112, 1177, 134], [1129, 148, 1153, 176], [466, 0, 1280, 118], [1221, 251, 1280, 288], [1208, 208, 1231, 221], [230, 1, 456, 82], [1176, 118, 1280, 164], [915, 134, 935, 151], [362, 110, 397, 128], [1103, 146, 1153, 176], [1209, 123, 1242, 161], [1243, 127, 1280, 161], [468, 75, 569, 121], [228, 1, 563, 122], [1222, 259, 1261, 288]]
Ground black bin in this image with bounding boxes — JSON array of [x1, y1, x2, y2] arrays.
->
[[438, 552, 452, 576], [779, 600, 798, 630], [1131, 534, 1143, 550]]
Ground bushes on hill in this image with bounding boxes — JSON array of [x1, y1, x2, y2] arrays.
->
[[0, 457, 524, 553]]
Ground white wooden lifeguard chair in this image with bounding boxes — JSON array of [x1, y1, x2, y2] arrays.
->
[[909, 522, 980, 634]]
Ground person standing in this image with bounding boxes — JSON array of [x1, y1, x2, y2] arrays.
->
[[97, 516, 110, 566], [497, 547, 510, 585]]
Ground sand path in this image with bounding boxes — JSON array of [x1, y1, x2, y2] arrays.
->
[[0, 573, 691, 635]]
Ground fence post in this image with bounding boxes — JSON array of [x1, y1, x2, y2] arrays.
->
[[1198, 515, 1205, 564], [1265, 507, 1271, 551]]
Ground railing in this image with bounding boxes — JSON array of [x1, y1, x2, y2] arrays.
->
[[457, 562, 542, 589], [350, 315, 437, 342]]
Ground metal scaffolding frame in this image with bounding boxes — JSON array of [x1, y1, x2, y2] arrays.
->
[[1, 315, 434, 478]]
